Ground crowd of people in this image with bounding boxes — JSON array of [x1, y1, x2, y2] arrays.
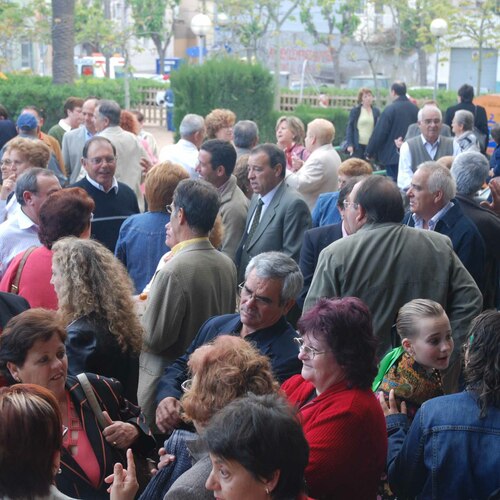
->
[[0, 80, 499, 499]]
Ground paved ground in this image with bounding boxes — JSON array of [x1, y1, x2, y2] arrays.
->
[[143, 125, 174, 150]]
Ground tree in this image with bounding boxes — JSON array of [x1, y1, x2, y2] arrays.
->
[[300, 0, 361, 87], [129, 0, 180, 75], [51, 0, 75, 84]]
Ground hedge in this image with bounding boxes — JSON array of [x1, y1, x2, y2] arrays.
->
[[0, 74, 156, 131]]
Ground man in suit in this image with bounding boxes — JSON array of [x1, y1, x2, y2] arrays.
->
[[62, 97, 98, 183], [366, 81, 418, 182], [71, 136, 139, 252], [94, 99, 147, 210], [305, 175, 482, 392], [285, 118, 340, 211], [398, 105, 459, 190], [195, 139, 249, 261], [298, 178, 358, 307], [451, 151, 500, 308], [236, 143, 311, 282], [139, 178, 237, 429]]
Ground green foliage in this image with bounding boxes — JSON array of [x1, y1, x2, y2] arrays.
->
[[170, 58, 274, 134], [0, 74, 148, 130]]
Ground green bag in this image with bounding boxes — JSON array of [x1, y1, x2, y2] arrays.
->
[[372, 346, 405, 392]]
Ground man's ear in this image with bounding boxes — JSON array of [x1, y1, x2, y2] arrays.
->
[[356, 203, 368, 225], [433, 190, 444, 205], [215, 165, 226, 178], [282, 298, 295, 315], [177, 206, 187, 225], [274, 163, 283, 178], [22, 190, 34, 206]]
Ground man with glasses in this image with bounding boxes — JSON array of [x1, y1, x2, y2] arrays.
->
[[71, 136, 139, 252], [154, 251, 302, 434], [139, 178, 237, 431], [398, 105, 459, 190]]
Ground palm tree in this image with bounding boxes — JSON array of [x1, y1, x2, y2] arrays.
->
[[52, 0, 75, 84]]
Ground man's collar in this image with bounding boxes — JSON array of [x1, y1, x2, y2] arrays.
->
[[420, 134, 440, 147], [58, 119, 72, 132], [260, 180, 283, 205], [18, 206, 38, 229], [85, 173, 119, 193], [239, 315, 289, 340]]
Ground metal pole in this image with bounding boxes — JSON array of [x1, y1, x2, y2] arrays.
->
[[199, 36, 203, 65], [433, 36, 440, 101]]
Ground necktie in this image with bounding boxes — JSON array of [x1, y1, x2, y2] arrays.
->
[[246, 199, 263, 245]]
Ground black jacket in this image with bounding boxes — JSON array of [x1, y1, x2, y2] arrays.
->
[[444, 101, 489, 142]]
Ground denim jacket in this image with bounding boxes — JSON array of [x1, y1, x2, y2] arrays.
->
[[386, 391, 500, 499]]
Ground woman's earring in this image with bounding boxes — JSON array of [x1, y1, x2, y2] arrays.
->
[[265, 487, 270, 495]]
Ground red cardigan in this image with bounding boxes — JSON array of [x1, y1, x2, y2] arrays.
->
[[0, 246, 58, 310], [282, 375, 387, 500]]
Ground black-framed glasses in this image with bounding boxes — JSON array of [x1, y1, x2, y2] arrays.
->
[[238, 282, 273, 306], [294, 337, 330, 359]]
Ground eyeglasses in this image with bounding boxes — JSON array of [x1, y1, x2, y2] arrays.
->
[[181, 378, 192, 393], [343, 200, 359, 210], [86, 156, 117, 166], [238, 282, 274, 306], [62, 425, 68, 438], [294, 337, 330, 359]]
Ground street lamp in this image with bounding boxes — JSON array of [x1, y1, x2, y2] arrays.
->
[[190, 13, 212, 65], [430, 18, 448, 101]]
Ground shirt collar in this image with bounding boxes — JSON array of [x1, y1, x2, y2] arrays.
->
[[260, 181, 283, 206], [420, 134, 440, 148], [170, 236, 209, 256], [85, 173, 119, 193], [412, 201, 454, 230], [18, 206, 38, 230], [58, 119, 72, 132]]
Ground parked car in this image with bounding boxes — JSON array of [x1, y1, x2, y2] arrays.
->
[[347, 75, 390, 89]]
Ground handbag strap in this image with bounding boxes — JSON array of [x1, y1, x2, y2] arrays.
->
[[10, 246, 37, 294], [76, 373, 110, 430]]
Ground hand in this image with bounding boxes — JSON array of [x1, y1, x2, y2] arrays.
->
[[102, 411, 140, 449], [150, 447, 176, 475], [480, 177, 500, 216], [291, 154, 304, 172], [140, 157, 153, 175], [106, 448, 139, 500], [378, 389, 407, 417], [346, 146, 354, 155], [156, 397, 182, 433], [0, 174, 15, 200], [394, 137, 403, 149]]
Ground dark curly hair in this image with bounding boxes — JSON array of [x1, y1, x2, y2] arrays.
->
[[298, 297, 378, 389], [464, 310, 500, 418], [38, 187, 95, 249]]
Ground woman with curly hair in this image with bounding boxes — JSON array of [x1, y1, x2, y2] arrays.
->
[[380, 310, 500, 499], [51, 237, 143, 403], [205, 109, 236, 141]]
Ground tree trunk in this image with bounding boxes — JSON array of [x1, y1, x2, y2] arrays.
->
[[417, 45, 427, 86], [51, 0, 75, 84]]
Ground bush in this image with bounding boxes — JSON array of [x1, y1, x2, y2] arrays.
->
[[170, 58, 274, 138], [0, 74, 150, 131]]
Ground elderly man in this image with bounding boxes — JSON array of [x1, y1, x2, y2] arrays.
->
[[94, 99, 147, 209], [285, 118, 340, 211], [0, 168, 61, 278], [236, 143, 311, 282], [366, 81, 418, 182], [155, 251, 302, 433], [451, 152, 500, 308], [305, 175, 482, 392], [72, 136, 139, 252], [139, 178, 237, 429], [196, 139, 249, 261], [48, 96, 84, 146], [62, 97, 98, 183], [233, 120, 259, 157], [403, 162, 485, 288], [159, 114, 205, 177], [452, 110, 480, 153], [398, 105, 459, 190]]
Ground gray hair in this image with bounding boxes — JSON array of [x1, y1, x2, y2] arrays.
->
[[245, 252, 303, 304], [454, 110, 474, 131], [96, 99, 121, 126], [179, 114, 205, 138], [15, 168, 57, 205], [233, 120, 259, 149], [418, 105, 442, 122], [451, 152, 490, 195], [418, 161, 456, 202]]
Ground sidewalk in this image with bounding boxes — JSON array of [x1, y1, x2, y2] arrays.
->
[[144, 126, 175, 150]]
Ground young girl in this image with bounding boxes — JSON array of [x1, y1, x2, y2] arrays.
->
[[374, 298, 454, 420]]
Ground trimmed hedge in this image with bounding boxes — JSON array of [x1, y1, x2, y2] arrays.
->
[[0, 74, 153, 131], [170, 58, 274, 138]]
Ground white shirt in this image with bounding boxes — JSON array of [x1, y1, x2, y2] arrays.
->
[[0, 205, 41, 278], [158, 139, 200, 178], [397, 135, 460, 190], [85, 173, 119, 194], [0, 194, 19, 223]]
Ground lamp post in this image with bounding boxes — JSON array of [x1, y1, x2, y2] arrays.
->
[[430, 18, 448, 101], [190, 13, 212, 65]]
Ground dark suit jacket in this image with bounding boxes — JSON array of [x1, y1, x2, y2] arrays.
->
[[444, 102, 489, 141], [298, 223, 343, 308], [366, 95, 419, 166], [0, 291, 29, 331], [236, 181, 311, 281], [56, 373, 155, 499]]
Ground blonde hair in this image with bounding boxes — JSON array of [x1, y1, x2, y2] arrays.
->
[[4, 137, 50, 168], [307, 118, 335, 145], [52, 237, 143, 353], [276, 116, 306, 144], [145, 161, 189, 212], [205, 109, 236, 139], [396, 299, 446, 340]]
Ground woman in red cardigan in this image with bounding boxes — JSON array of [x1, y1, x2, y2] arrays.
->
[[282, 297, 387, 500]]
